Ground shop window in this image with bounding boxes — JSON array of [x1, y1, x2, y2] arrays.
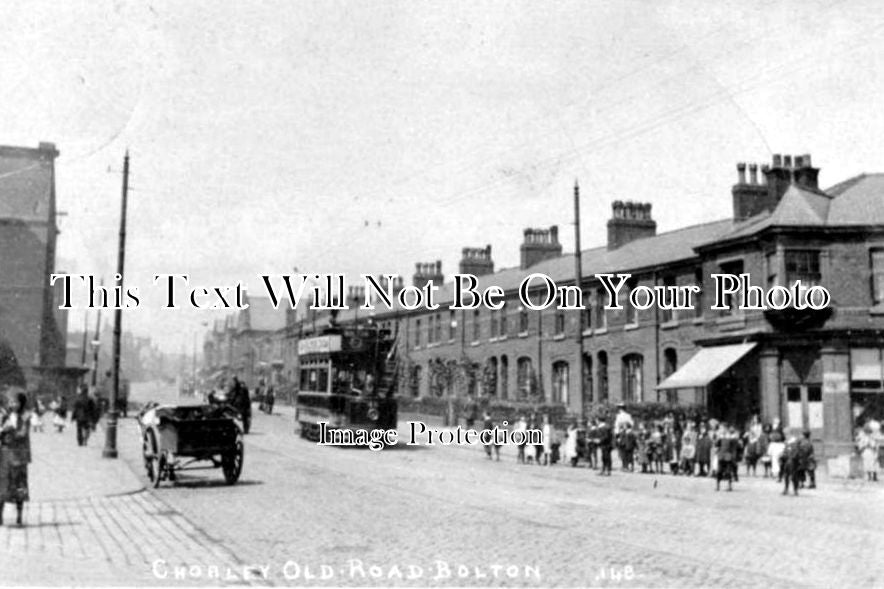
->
[[872, 249, 884, 305]]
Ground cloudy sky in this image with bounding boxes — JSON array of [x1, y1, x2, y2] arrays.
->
[[1, 0, 882, 352]]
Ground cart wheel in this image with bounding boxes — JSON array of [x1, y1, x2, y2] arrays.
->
[[143, 430, 161, 485], [222, 439, 243, 484], [153, 453, 167, 488]]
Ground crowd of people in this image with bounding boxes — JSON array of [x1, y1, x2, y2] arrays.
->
[[489, 403, 832, 495]]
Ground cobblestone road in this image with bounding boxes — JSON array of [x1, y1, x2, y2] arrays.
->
[[3, 382, 883, 587]]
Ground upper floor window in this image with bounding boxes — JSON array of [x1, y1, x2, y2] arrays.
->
[[785, 250, 821, 286], [499, 307, 508, 338], [519, 309, 529, 334], [582, 289, 592, 332], [624, 280, 638, 326], [414, 319, 422, 347], [719, 259, 744, 315], [622, 353, 643, 403], [554, 311, 565, 336], [595, 287, 608, 329], [472, 309, 481, 341], [449, 310, 457, 341], [872, 250, 884, 306], [660, 275, 676, 323], [694, 268, 704, 318]]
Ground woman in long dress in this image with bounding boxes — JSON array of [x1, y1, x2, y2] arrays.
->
[[857, 425, 880, 482], [563, 422, 579, 467], [0, 392, 32, 526]]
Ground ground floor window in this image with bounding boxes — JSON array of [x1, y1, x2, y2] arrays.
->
[[552, 361, 569, 404], [622, 354, 643, 403]]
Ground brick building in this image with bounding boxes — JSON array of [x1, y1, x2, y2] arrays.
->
[[206, 153, 884, 461], [0, 142, 81, 395], [365, 153, 884, 460]]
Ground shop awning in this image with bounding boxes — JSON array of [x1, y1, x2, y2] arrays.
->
[[656, 342, 757, 390]]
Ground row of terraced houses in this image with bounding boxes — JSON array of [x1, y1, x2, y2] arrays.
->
[[204, 153, 884, 461]]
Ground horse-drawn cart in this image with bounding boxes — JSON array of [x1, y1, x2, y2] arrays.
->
[[138, 404, 244, 487]]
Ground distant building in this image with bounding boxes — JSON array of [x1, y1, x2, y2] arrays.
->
[[0, 142, 83, 395]]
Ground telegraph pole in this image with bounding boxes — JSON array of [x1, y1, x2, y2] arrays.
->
[[104, 151, 129, 459], [573, 180, 586, 419], [91, 282, 102, 388]]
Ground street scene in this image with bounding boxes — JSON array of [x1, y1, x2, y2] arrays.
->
[[1, 381, 882, 587], [3, 1, 884, 588]]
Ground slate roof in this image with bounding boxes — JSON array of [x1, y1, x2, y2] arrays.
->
[[372, 218, 735, 315]]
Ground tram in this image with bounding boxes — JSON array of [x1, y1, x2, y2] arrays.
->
[[295, 322, 398, 441]]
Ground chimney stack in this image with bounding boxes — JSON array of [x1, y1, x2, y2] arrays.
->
[[606, 201, 656, 250], [459, 244, 494, 276], [733, 153, 820, 221], [520, 225, 562, 269], [413, 261, 444, 289]]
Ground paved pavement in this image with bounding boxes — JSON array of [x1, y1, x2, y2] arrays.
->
[[2, 382, 883, 587], [0, 413, 268, 587]]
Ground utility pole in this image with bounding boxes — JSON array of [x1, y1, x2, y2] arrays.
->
[[573, 180, 586, 420], [91, 283, 102, 388], [104, 151, 129, 459], [80, 311, 89, 379]]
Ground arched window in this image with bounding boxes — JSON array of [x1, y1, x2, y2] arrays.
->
[[582, 352, 593, 405], [552, 361, 569, 404], [597, 351, 609, 402], [517, 356, 534, 399], [663, 348, 678, 404], [486, 357, 499, 396], [499, 355, 509, 399], [622, 354, 644, 403]]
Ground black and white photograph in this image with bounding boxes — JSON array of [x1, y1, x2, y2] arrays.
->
[[1, 1, 883, 587]]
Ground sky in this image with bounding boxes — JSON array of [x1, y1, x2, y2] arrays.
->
[[1, 0, 883, 353]]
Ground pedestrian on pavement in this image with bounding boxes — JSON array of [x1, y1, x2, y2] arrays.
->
[[856, 424, 879, 482], [649, 424, 664, 474], [743, 425, 760, 477], [796, 430, 816, 489], [585, 419, 598, 469], [696, 425, 712, 477], [514, 415, 528, 464], [769, 418, 786, 482], [663, 425, 679, 475], [0, 392, 32, 526], [31, 398, 44, 433], [758, 424, 772, 477], [264, 385, 275, 415], [781, 432, 801, 495], [482, 411, 500, 461], [597, 418, 613, 476], [563, 421, 579, 467], [715, 424, 737, 492], [636, 424, 650, 473], [622, 423, 637, 472], [680, 422, 697, 476], [72, 385, 96, 447], [541, 414, 552, 466]]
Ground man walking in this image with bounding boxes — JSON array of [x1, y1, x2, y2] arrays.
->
[[796, 430, 816, 489], [71, 385, 96, 447]]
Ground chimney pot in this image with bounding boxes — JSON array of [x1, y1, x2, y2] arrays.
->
[[737, 162, 747, 184], [803, 153, 812, 167], [773, 154, 782, 167], [784, 155, 792, 169]]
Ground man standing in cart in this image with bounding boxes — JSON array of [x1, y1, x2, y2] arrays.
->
[[229, 376, 251, 434]]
